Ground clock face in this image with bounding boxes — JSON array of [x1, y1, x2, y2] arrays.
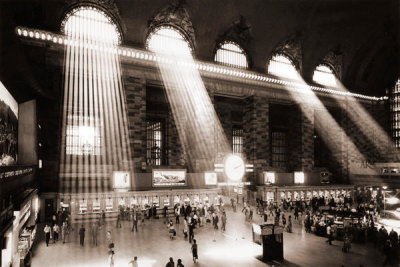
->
[[224, 155, 245, 181]]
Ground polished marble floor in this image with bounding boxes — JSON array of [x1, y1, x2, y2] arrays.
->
[[31, 206, 386, 267]]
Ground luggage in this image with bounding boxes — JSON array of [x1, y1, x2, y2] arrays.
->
[[206, 219, 211, 223], [173, 230, 176, 236]]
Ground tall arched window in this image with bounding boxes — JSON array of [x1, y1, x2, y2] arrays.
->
[[268, 54, 299, 80], [146, 26, 192, 57], [60, 6, 132, 193], [313, 64, 337, 87], [214, 42, 248, 69], [62, 6, 121, 44]]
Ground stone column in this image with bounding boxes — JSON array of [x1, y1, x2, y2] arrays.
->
[[243, 95, 270, 177]]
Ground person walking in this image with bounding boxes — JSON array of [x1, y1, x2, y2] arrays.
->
[[101, 210, 106, 225], [91, 222, 99, 246], [44, 224, 51, 247], [175, 205, 180, 224], [177, 259, 184, 267], [212, 212, 219, 241], [191, 239, 198, 263], [166, 257, 175, 267], [129, 256, 138, 267], [131, 211, 138, 232], [61, 221, 68, 244], [79, 224, 85, 247], [116, 214, 122, 228], [286, 215, 292, 233], [221, 211, 226, 232], [183, 217, 188, 239], [108, 250, 115, 267], [53, 223, 60, 243]]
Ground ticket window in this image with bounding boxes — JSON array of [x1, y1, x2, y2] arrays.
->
[[203, 196, 209, 206], [130, 198, 138, 208], [119, 198, 126, 208], [184, 196, 191, 206], [300, 191, 305, 200], [294, 191, 299, 200], [194, 195, 200, 207], [92, 200, 100, 213], [280, 192, 286, 203], [153, 196, 160, 208], [330, 190, 335, 198], [233, 187, 238, 193], [287, 192, 292, 201], [79, 200, 88, 214], [174, 196, 181, 206], [266, 192, 275, 202], [163, 197, 170, 207], [106, 198, 113, 212], [142, 197, 149, 208], [60, 201, 70, 213]]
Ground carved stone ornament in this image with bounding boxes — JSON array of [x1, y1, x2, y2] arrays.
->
[[146, 0, 196, 51], [61, 0, 124, 40], [216, 16, 253, 57], [271, 37, 303, 73], [321, 51, 342, 79]]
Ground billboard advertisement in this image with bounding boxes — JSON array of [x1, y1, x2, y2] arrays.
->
[[152, 169, 186, 187]]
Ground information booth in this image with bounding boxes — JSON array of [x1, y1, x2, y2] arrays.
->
[[252, 224, 284, 261]]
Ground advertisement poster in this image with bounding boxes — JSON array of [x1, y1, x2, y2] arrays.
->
[[113, 171, 131, 189], [0, 82, 18, 166], [204, 172, 217, 185], [152, 169, 186, 187]]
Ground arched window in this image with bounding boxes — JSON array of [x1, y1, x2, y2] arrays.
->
[[146, 26, 192, 57], [268, 54, 299, 80], [313, 64, 337, 87], [214, 42, 248, 69], [62, 6, 121, 45]]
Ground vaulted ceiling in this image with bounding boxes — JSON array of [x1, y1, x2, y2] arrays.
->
[[0, 0, 398, 103]]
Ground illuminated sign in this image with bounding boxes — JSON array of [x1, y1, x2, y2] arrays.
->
[[294, 172, 304, 184], [224, 155, 245, 181], [0, 167, 34, 180], [204, 172, 217, 185], [152, 169, 186, 187], [113, 171, 131, 189], [264, 172, 275, 184]]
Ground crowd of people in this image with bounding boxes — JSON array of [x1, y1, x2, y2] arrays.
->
[[254, 192, 399, 266]]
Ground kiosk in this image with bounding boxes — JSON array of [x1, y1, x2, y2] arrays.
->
[[252, 224, 284, 261]]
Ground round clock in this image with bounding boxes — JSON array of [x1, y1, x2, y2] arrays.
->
[[224, 155, 245, 181]]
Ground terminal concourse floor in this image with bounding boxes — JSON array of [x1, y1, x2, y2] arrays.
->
[[32, 207, 385, 267]]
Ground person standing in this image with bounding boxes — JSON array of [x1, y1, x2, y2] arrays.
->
[[53, 223, 60, 243], [177, 259, 184, 267], [102, 210, 106, 225], [131, 211, 138, 232], [175, 205, 180, 224], [129, 256, 138, 267], [91, 222, 99, 246], [326, 224, 332, 245], [79, 224, 85, 247], [286, 215, 292, 233], [166, 257, 174, 267], [44, 224, 51, 247], [212, 212, 219, 241], [191, 239, 198, 263], [221, 211, 226, 232], [61, 221, 68, 244], [188, 216, 195, 243]]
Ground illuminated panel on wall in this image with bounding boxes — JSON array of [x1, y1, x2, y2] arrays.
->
[[294, 171, 305, 184], [391, 79, 400, 148], [268, 54, 299, 80], [312, 65, 337, 87], [215, 42, 248, 69]]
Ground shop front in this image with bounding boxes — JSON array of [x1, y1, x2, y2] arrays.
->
[[11, 191, 39, 267]]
